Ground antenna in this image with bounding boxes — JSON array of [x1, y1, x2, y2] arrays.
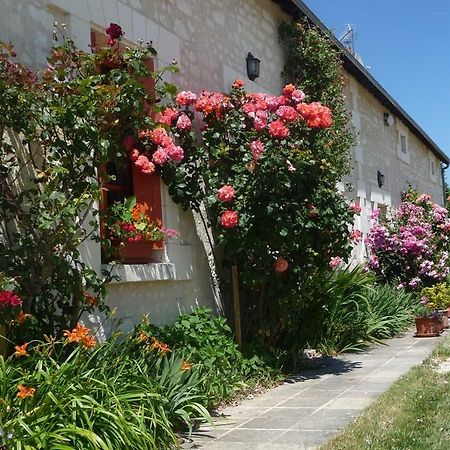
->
[[339, 24, 356, 54]]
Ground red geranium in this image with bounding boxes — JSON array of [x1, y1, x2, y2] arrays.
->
[[217, 185, 235, 202], [0, 290, 23, 307]]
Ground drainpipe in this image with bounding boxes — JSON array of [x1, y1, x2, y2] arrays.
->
[[442, 162, 449, 206]]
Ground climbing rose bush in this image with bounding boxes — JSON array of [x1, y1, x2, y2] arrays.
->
[[366, 189, 450, 289]]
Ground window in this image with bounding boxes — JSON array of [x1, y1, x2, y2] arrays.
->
[[400, 135, 407, 154], [431, 160, 436, 177], [91, 28, 163, 263]]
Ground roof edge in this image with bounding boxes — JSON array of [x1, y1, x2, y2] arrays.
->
[[274, 0, 449, 164]]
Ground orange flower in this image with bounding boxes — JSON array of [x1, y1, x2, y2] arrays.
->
[[232, 79, 244, 89], [181, 360, 193, 371], [17, 310, 32, 325], [83, 291, 97, 306], [131, 202, 149, 220], [17, 384, 36, 399], [63, 323, 96, 348], [14, 342, 29, 357], [149, 337, 171, 354], [137, 330, 148, 343]]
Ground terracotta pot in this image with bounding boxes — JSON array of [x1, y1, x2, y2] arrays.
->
[[114, 240, 157, 264], [415, 316, 441, 337], [440, 309, 449, 329]]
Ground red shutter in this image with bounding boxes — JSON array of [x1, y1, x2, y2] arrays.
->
[[132, 56, 164, 249]]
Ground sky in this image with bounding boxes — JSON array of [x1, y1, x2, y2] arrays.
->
[[302, 0, 450, 159]]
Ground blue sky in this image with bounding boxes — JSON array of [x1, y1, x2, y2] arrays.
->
[[302, 0, 450, 159]]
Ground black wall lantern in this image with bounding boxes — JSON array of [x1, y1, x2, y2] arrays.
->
[[246, 52, 260, 81], [377, 170, 385, 188]]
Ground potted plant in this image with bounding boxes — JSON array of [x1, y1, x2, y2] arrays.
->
[[106, 196, 167, 264], [414, 300, 443, 337], [421, 284, 450, 329]]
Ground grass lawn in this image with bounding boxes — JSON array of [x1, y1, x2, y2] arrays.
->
[[320, 335, 450, 450]]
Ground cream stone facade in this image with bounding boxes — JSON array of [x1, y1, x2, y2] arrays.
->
[[1, 0, 447, 328]]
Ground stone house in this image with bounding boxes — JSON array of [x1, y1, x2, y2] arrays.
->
[[1, 0, 447, 329]]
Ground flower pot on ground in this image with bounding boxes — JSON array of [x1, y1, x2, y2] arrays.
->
[[415, 316, 441, 337], [440, 309, 449, 329]]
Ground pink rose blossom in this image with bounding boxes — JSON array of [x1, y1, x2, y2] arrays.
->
[[217, 185, 236, 202], [253, 110, 268, 131], [291, 89, 306, 103], [166, 144, 184, 162], [221, 210, 239, 228], [250, 140, 265, 161], [135, 155, 155, 174], [349, 202, 362, 214], [276, 105, 298, 122], [149, 127, 169, 145], [159, 107, 179, 125], [329, 256, 342, 270], [152, 147, 168, 165], [350, 229, 362, 243], [268, 120, 289, 139], [274, 257, 289, 272], [176, 114, 192, 131], [176, 90, 197, 106], [130, 148, 140, 162]]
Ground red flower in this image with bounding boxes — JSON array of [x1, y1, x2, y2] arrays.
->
[[221, 210, 238, 228], [297, 102, 333, 128], [274, 257, 289, 272], [148, 127, 169, 145], [276, 105, 298, 122], [159, 107, 179, 126], [105, 23, 124, 40], [268, 120, 289, 139], [232, 79, 244, 89], [134, 155, 155, 174], [176, 90, 197, 106], [350, 229, 362, 243], [283, 84, 296, 97], [217, 185, 235, 202], [107, 38, 116, 47], [0, 290, 22, 308]]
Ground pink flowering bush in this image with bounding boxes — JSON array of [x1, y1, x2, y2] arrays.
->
[[366, 189, 450, 289]]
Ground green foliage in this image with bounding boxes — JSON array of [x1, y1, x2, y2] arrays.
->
[[137, 308, 280, 407], [0, 33, 176, 343], [421, 283, 450, 310], [0, 335, 211, 449], [258, 267, 418, 362]]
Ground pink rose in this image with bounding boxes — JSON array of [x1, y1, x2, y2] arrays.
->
[[221, 210, 239, 228], [166, 144, 184, 162], [149, 127, 169, 145], [0, 290, 23, 308], [291, 89, 306, 103], [152, 147, 168, 165], [250, 140, 265, 161], [130, 148, 140, 162], [159, 107, 179, 126], [176, 114, 192, 131], [350, 229, 362, 243], [135, 155, 155, 174], [349, 202, 362, 214], [253, 110, 268, 131], [176, 90, 197, 106], [217, 185, 235, 202], [268, 120, 289, 139], [274, 257, 288, 272], [329, 256, 342, 270], [276, 105, 298, 122]]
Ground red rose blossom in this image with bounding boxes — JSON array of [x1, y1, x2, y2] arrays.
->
[[220, 210, 238, 229], [268, 120, 289, 139], [217, 185, 235, 202], [105, 23, 124, 40], [274, 257, 289, 273], [0, 290, 23, 308]]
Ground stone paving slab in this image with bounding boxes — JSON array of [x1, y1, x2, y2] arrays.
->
[[182, 330, 445, 449]]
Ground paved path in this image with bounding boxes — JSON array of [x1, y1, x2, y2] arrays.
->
[[182, 330, 445, 449]]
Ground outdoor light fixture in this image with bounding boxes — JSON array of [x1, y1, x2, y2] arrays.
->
[[377, 170, 385, 188], [384, 112, 395, 127], [246, 52, 260, 81]]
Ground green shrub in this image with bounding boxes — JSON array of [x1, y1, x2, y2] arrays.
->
[[0, 336, 210, 449], [137, 308, 279, 407]]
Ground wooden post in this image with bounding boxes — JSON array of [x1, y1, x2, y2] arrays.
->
[[231, 259, 242, 347]]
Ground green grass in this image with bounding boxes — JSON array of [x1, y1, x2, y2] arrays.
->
[[320, 336, 450, 450]]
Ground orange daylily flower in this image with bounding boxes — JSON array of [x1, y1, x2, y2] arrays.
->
[[181, 360, 193, 371], [17, 384, 36, 399], [149, 337, 171, 355], [17, 310, 32, 325], [14, 342, 29, 357], [137, 330, 148, 343], [63, 323, 96, 348]]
